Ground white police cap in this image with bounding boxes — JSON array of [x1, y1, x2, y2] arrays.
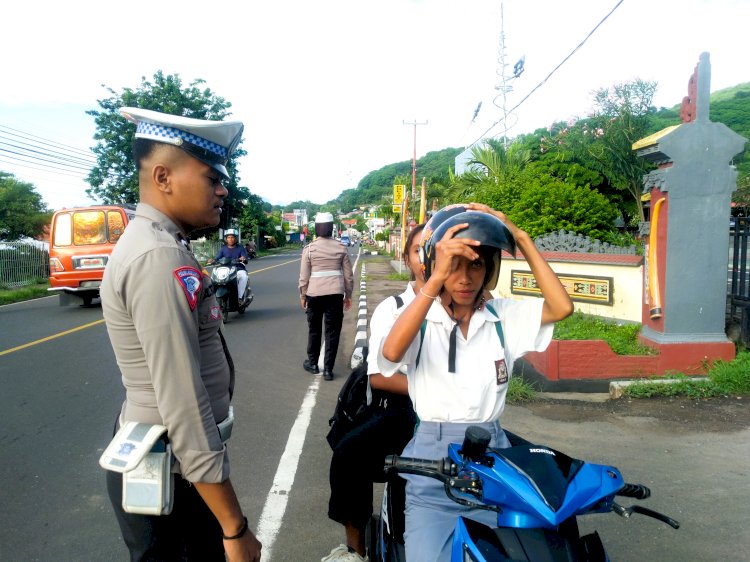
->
[[315, 212, 334, 223], [120, 107, 244, 179]]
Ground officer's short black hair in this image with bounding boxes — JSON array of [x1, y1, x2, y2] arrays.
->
[[133, 138, 157, 173], [315, 222, 334, 238]]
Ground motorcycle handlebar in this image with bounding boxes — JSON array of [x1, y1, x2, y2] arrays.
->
[[617, 483, 651, 500], [384, 455, 454, 478]]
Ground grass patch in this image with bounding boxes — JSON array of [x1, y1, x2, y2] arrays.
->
[[506, 377, 537, 403], [624, 351, 750, 398], [387, 272, 410, 281], [0, 282, 50, 305], [553, 311, 656, 355]]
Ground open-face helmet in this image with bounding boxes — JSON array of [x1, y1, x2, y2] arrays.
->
[[224, 228, 239, 239], [418, 204, 468, 281], [422, 210, 516, 290]]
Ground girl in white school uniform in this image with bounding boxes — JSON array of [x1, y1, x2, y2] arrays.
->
[[322, 224, 425, 562], [377, 203, 574, 562]]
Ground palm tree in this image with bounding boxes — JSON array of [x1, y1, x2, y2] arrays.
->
[[447, 138, 531, 203]]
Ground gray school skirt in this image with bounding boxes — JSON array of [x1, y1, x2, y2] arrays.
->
[[401, 420, 510, 562]]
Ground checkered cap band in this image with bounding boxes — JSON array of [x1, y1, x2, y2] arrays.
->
[[136, 122, 228, 159]]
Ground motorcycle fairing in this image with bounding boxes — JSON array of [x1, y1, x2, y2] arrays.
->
[[491, 445, 583, 512], [446, 444, 624, 529], [451, 516, 578, 562]]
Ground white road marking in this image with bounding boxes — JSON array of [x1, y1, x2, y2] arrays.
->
[[255, 376, 321, 561], [256, 247, 362, 559]]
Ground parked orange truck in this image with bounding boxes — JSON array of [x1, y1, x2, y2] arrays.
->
[[48, 205, 135, 305]]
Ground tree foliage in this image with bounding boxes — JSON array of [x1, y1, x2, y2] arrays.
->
[[544, 79, 657, 223], [510, 172, 618, 240], [86, 71, 247, 222], [237, 192, 277, 245], [0, 172, 51, 240], [448, 139, 530, 204]]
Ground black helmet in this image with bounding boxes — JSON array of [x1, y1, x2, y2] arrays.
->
[[418, 204, 468, 281], [423, 210, 516, 290]]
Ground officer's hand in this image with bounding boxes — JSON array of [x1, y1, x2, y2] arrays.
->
[[224, 530, 262, 562], [300, 296, 307, 310], [343, 297, 352, 311]]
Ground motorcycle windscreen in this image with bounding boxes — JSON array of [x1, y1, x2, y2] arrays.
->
[[492, 446, 584, 512]]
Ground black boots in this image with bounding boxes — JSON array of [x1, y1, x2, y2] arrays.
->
[[303, 359, 319, 374]]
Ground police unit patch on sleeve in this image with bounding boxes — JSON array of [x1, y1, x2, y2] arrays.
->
[[173, 266, 202, 311]]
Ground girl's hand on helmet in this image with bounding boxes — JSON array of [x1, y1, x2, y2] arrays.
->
[[431, 222, 480, 281], [466, 203, 523, 238]]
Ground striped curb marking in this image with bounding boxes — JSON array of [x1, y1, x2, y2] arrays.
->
[[351, 264, 368, 368]]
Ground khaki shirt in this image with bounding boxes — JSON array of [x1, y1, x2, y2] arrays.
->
[[101, 203, 233, 483], [299, 237, 354, 299]]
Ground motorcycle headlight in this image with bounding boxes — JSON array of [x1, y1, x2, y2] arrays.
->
[[215, 267, 230, 281]]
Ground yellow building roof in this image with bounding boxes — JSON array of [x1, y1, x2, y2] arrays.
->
[[632, 125, 681, 151]]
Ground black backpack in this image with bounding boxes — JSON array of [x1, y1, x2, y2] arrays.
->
[[326, 347, 371, 449], [326, 295, 406, 450]]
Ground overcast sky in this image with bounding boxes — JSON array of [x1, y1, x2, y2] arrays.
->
[[0, 0, 747, 211]]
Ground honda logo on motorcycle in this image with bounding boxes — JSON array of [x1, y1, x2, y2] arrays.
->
[[529, 448, 555, 455]]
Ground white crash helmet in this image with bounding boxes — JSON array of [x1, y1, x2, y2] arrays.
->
[[224, 228, 239, 238]]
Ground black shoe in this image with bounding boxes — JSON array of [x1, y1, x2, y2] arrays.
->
[[303, 360, 319, 374], [323, 369, 333, 381]]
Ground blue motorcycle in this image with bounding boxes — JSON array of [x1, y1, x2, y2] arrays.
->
[[371, 426, 679, 561]]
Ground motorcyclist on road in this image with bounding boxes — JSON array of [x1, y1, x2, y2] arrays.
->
[[245, 239, 257, 259], [214, 229, 249, 302]]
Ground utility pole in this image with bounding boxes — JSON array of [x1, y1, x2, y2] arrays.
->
[[403, 119, 428, 216]]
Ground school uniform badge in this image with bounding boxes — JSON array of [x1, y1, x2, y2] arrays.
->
[[173, 266, 202, 311], [495, 358, 509, 385]]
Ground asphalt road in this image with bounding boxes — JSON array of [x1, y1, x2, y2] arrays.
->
[[0, 249, 358, 561], [1, 247, 748, 561]]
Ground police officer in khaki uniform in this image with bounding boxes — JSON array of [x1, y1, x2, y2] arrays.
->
[[100, 107, 262, 561], [299, 212, 354, 380]]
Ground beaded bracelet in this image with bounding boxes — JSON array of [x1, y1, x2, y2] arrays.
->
[[223, 517, 249, 540], [420, 288, 439, 300]]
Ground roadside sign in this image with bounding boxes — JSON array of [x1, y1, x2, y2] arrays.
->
[[393, 184, 405, 205], [392, 204, 402, 214]]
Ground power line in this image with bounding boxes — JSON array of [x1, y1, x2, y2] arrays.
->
[[469, 0, 626, 147], [0, 123, 95, 159], [0, 140, 95, 171], [0, 122, 123, 186], [0, 145, 93, 174], [0, 159, 92, 188], [0, 133, 96, 166]]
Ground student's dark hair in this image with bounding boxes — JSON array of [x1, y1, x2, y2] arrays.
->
[[478, 245, 500, 290], [315, 221, 334, 238], [404, 223, 425, 280]]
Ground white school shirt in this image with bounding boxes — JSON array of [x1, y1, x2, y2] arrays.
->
[[365, 283, 415, 404], [377, 297, 552, 423]]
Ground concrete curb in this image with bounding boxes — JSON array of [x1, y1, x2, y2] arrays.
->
[[350, 264, 367, 368], [608, 377, 709, 399]]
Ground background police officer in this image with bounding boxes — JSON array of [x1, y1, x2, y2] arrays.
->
[[298, 212, 354, 380], [100, 107, 262, 561]]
